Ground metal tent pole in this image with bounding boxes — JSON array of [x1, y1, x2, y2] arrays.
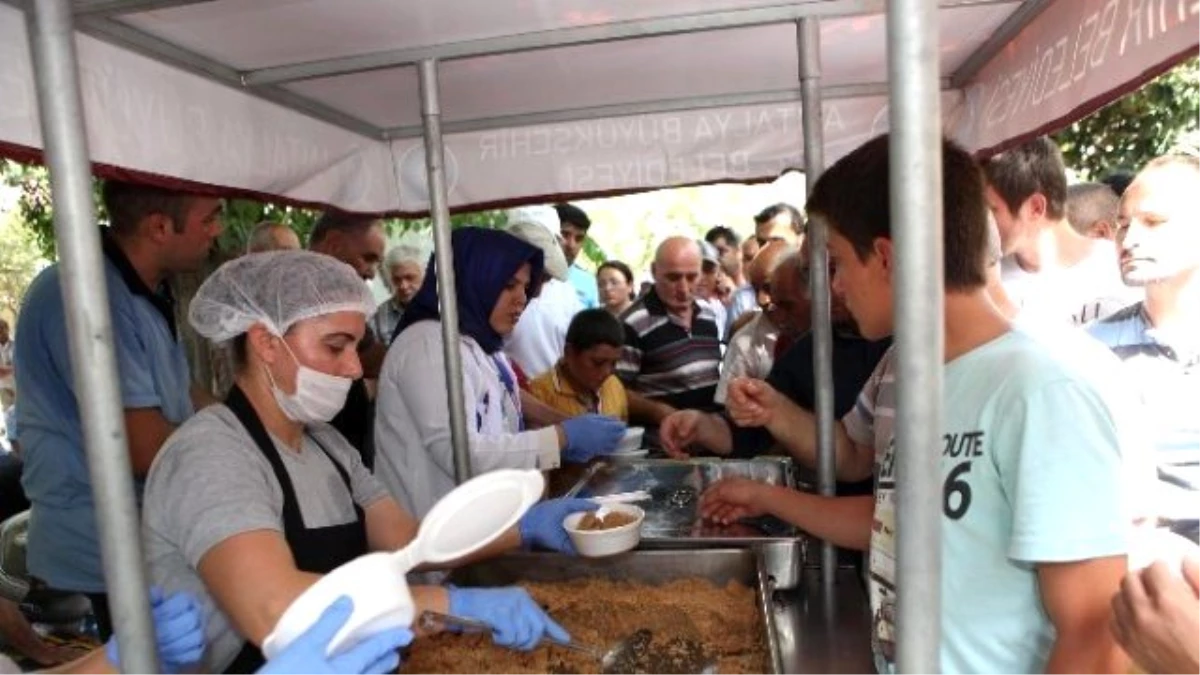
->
[[24, 0, 159, 671], [418, 57, 472, 484], [797, 17, 836, 596], [886, 0, 944, 671]]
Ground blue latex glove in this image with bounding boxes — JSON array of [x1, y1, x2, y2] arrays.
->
[[447, 586, 569, 651], [519, 498, 598, 554], [561, 414, 626, 462], [257, 596, 413, 675], [104, 587, 205, 674]]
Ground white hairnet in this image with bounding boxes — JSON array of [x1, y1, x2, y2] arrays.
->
[[190, 250, 377, 342]]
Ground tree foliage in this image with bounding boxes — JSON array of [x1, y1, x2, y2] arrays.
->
[[0, 210, 49, 326], [0, 159, 525, 261], [1054, 58, 1199, 180]]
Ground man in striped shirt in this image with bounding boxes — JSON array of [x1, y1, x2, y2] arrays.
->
[[616, 237, 722, 427]]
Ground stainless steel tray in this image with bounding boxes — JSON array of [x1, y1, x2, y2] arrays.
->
[[564, 458, 804, 545], [446, 549, 790, 674]]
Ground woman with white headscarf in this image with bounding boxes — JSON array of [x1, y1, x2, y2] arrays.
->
[[141, 251, 578, 674]]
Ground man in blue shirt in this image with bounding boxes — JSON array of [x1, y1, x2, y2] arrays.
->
[[1088, 154, 1199, 519], [554, 203, 599, 309], [16, 180, 221, 639]]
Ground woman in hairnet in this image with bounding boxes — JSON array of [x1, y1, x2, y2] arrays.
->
[[374, 228, 626, 519], [141, 251, 580, 674]]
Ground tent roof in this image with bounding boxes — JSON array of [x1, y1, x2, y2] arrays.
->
[[1, 0, 1196, 214]]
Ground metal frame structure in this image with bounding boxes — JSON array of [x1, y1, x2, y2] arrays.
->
[[24, 0, 160, 670], [417, 58, 473, 484], [5, 0, 1043, 142], [12, 0, 1190, 672], [887, 0, 946, 670]]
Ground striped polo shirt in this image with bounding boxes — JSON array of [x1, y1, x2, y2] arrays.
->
[[1088, 302, 1199, 471], [616, 288, 722, 411]]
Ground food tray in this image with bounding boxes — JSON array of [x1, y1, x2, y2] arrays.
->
[[444, 549, 789, 673], [564, 458, 804, 568]]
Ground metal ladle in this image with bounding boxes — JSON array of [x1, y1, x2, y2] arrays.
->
[[419, 612, 705, 674]]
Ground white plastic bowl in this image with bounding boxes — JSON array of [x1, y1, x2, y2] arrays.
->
[[615, 427, 645, 453], [563, 504, 644, 557]]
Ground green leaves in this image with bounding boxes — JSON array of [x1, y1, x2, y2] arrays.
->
[[1054, 58, 1198, 180]]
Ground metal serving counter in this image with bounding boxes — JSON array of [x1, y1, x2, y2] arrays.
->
[[448, 549, 874, 673]]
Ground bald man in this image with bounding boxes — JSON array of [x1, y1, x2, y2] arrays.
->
[[245, 221, 301, 254], [715, 241, 795, 405], [615, 237, 723, 427]]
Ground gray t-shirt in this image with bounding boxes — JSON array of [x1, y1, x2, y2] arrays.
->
[[142, 405, 388, 673]]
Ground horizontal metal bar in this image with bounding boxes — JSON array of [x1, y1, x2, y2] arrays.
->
[[245, 0, 1013, 86], [73, 0, 214, 16], [383, 80, 952, 139], [950, 0, 1054, 87], [74, 14, 384, 138]]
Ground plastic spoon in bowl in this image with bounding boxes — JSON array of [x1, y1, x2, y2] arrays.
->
[[590, 490, 651, 505]]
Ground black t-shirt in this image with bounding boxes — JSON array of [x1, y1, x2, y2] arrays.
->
[[331, 328, 379, 471], [729, 330, 892, 496]]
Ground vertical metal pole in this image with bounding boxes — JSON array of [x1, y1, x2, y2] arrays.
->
[[887, 0, 944, 672], [24, 1, 159, 672], [418, 58, 472, 483], [798, 17, 836, 596]]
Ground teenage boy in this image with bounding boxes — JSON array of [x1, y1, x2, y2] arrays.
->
[[702, 135, 1132, 673], [528, 309, 628, 422]]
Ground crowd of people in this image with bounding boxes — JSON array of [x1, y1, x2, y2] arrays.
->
[[0, 131, 1194, 674]]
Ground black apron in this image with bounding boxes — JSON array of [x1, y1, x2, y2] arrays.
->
[[223, 385, 369, 674]]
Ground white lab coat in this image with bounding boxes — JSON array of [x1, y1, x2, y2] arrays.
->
[[373, 320, 560, 517]]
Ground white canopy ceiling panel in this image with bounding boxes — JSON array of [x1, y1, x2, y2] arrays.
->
[[953, 0, 1199, 154], [0, 1, 398, 212], [284, 4, 1015, 132], [117, 0, 808, 70], [387, 91, 967, 212], [819, 3, 1018, 84], [0, 0, 1194, 214], [286, 24, 803, 129]]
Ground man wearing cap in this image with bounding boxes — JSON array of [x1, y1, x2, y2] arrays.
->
[[503, 207, 585, 379]]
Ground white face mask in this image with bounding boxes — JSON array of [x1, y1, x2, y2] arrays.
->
[[265, 338, 353, 424]]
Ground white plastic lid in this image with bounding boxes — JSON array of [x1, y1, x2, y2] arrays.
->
[[262, 469, 545, 659]]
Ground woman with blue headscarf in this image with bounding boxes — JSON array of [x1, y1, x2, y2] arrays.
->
[[373, 228, 625, 521]]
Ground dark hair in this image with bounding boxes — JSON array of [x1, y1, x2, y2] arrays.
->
[[597, 260, 635, 300], [102, 180, 194, 236], [565, 308, 625, 351], [806, 134, 988, 291], [309, 211, 381, 248], [231, 334, 249, 368], [554, 203, 591, 232], [1065, 183, 1119, 235], [1100, 171, 1136, 196], [704, 225, 740, 248], [753, 203, 806, 235], [981, 136, 1067, 220]]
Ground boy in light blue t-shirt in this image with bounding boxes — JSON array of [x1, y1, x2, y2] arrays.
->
[[704, 136, 1134, 673]]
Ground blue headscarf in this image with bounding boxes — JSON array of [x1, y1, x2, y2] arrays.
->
[[395, 227, 545, 354]]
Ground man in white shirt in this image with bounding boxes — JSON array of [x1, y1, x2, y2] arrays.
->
[[983, 137, 1138, 325], [714, 241, 796, 405], [503, 207, 584, 378]]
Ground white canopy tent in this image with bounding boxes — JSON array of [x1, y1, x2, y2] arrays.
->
[[2, 1, 1196, 672], [2, 0, 1195, 214]]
